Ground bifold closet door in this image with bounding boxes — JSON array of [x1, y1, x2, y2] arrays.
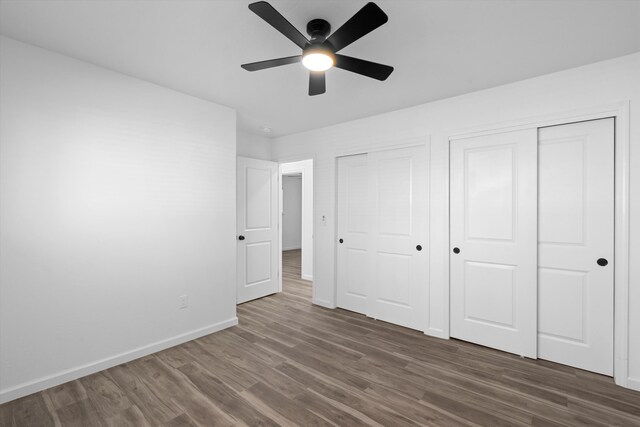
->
[[537, 119, 614, 376], [450, 129, 538, 358], [336, 154, 370, 315], [368, 145, 428, 330]]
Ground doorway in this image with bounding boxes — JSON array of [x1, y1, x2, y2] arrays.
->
[[279, 160, 314, 301], [282, 173, 303, 284]]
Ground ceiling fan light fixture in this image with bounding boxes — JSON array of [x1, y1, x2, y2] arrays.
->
[[241, 2, 393, 95], [302, 50, 334, 72]]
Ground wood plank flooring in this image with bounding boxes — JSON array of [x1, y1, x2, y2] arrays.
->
[[2, 249, 639, 426], [282, 249, 304, 283]]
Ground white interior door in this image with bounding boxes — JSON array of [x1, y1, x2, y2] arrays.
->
[[336, 154, 370, 315], [450, 129, 538, 358], [537, 119, 614, 375], [368, 146, 428, 330], [237, 157, 278, 304]]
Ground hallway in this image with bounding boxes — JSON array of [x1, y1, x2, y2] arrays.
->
[[282, 249, 311, 301]]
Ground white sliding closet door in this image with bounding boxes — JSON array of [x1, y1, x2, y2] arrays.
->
[[450, 129, 538, 358], [336, 146, 429, 330], [538, 119, 614, 375], [368, 146, 428, 330], [237, 157, 279, 304], [337, 154, 370, 315]]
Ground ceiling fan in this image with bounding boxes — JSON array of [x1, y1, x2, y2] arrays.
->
[[241, 1, 394, 96]]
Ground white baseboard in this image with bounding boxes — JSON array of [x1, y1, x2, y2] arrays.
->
[[313, 298, 336, 309], [627, 377, 640, 392], [282, 246, 302, 251], [301, 274, 313, 281], [0, 317, 238, 404], [424, 328, 449, 340]]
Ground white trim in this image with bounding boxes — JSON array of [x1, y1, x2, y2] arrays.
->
[[424, 139, 433, 336], [333, 136, 430, 159], [313, 297, 336, 309], [447, 102, 627, 140], [440, 138, 451, 338], [424, 327, 448, 340], [279, 159, 315, 297], [282, 245, 302, 251], [332, 155, 341, 309], [278, 170, 283, 293], [444, 101, 631, 389], [613, 101, 631, 389], [310, 158, 317, 303], [627, 377, 640, 392], [0, 317, 238, 404]]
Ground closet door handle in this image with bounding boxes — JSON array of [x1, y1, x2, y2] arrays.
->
[[339, 238, 344, 244], [238, 235, 245, 241], [453, 247, 460, 254], [597, 258, 608, 267], [416, 245, 422, 251]]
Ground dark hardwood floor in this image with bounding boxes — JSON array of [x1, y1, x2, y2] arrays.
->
[[2, 249, 639, 426]]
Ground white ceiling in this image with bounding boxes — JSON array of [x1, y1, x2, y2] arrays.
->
[[1, 0, 639, 138]]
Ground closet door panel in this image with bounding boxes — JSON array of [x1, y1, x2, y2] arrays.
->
[[369, 145, 429, 330], [450, 129, 538, 358], [336, 154, 370, 314], [537, 118, 614, 375]]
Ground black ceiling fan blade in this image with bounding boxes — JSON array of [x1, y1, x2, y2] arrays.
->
[[324, 2, 388, 53], [248, 1, 309, 49], [309, 72, 326, 96], [241, 55, 302, 71], [334, 54, 393, 81]]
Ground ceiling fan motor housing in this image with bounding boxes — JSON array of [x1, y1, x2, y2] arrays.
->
[[306, 19, 331, 44]]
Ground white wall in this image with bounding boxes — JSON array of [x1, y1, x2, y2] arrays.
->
[[0, 37, 237, 403], [282, 176, 302, 250], [280, 160, 314, 281], [237, 126, 272, 160], [272, 53, 640, 390]]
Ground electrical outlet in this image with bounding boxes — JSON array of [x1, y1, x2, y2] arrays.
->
[[179, 294, 188, 309]]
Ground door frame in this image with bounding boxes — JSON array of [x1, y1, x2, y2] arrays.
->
[[443, 101, 631, 388], [278, 159, 314, 294]]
